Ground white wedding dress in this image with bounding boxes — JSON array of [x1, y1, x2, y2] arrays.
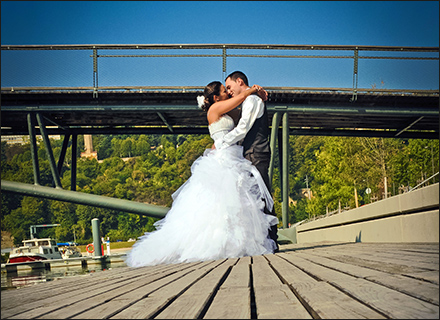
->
[[125, 115, 279, 267]]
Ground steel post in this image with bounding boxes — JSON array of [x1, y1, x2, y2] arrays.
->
[[269, 112, 282, 191], [91, 218, 102, 257], [351, 48, 359, 102], [282, 112, 290, 228], [57, 134, 71, 175], [277, 121, 284, 207], [93, 48, 98, 98], [36, 113, 63, 189], [222, 47, 227, 80], [71, 134, 77, 191], [27, 113, 40, 186]]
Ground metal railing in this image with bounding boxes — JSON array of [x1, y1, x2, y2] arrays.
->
[[409, 172, 439, 192], [1, 44, 438, 99]]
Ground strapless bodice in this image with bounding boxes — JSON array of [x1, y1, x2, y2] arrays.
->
[[208, 115, 235, 144]]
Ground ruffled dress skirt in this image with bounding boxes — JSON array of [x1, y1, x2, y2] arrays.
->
[[125, 145, 278, 267]]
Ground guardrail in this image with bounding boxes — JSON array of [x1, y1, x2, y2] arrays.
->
[[409, 172, 439, 192], [1, 44, 438, 99]]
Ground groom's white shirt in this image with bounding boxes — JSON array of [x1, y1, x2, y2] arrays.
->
[[216, 89, 265, 149]]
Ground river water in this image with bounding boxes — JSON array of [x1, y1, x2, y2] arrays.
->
[[1, 250, 129, 290]]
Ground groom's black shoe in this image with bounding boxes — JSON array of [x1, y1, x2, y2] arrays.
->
[[268, 224, 279, 253]]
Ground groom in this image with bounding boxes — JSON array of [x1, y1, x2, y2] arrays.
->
[[219, 71, 279, 252]]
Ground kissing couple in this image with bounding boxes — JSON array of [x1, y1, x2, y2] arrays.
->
[[126, 71, 279, 267]]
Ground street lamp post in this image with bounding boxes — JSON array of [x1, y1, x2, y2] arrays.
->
[[305, 175, 311, 200], [431, 144, 435, 183]]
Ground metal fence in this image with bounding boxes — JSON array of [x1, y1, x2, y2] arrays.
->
[[1, 44, 439, 95]]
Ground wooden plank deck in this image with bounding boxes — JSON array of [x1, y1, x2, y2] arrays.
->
[[1, 241, 438, 319]]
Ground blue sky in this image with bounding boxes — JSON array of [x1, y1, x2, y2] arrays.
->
[[1, 1, 439, 46], [1, 1, 439, 89]]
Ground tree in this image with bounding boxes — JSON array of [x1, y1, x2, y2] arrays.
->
[[51, 200, 77, 241], [358, 137, 403, 198], [135, 135, 151, 157], [2, 132, 436, 246], [95, 135, 113, 159], [121, 138, 133, 158]]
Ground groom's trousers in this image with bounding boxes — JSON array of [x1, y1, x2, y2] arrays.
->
[[245, 152, 279, 250]]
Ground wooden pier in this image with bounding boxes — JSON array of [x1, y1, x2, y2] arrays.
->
[[1, 241, 438, 319]]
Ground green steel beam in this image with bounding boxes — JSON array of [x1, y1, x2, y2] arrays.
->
[[269, 112, 282, 191], [71, 134, 77, 191], [36, 113, 63, 189], [27, 113, 40, 186], [269, 104, 438, 116], [2, 103, 437, 116], [1, 180, 169, 219], [282, 113, 290, 229], [57, 134, 70, 175], [157, 112, 174, 133]]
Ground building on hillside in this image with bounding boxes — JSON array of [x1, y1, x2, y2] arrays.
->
[[80, 134, 98, 160]]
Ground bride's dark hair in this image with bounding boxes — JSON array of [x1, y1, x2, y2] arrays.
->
[[201, 81, 222, 112]]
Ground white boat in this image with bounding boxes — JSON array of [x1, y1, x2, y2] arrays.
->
[[58, 245, 82, 259], [7, 238, 63, 263]]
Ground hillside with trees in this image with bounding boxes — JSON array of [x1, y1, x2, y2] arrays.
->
[[1, 133, 438, 246]]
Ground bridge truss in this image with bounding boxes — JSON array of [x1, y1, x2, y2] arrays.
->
[[1, 44, 439, 227]]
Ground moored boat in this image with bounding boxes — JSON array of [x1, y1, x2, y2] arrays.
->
[[58, 245, 82, 259], [7, 238, 63, 263]]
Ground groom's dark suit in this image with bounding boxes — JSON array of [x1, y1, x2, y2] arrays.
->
[[240, 96, 279, 250]]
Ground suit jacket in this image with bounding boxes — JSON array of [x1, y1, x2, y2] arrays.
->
[[241, 100, 270, 159]]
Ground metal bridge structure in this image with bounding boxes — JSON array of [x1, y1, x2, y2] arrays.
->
[[1, 44, 439, 227]]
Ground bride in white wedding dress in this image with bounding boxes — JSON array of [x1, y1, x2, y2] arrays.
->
[[125, 82, 278, 267]]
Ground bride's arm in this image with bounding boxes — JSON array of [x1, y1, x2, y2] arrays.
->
[[209, 85, 263, 118]]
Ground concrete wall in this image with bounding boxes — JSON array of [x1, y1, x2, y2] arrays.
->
[[289, 183, 439, 243]]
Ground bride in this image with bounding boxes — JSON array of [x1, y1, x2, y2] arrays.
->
[[125, 82, 278, 267]]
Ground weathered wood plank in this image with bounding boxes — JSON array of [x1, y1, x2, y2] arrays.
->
[[325, 253, 431, 274], [221, 256, 251, 288], [344, 251, 437, 270], [252, 255, 282, 287], [266, 254, 386, 319], [402, 270, 439, 285], [4, 262, 201, 319], [366, 274, 439, 306], [107, 260, 221, 319], [281, 253, 439, 319], [1, 264, 163, 308], [294, 251, 439, 305], [367, 251, 439, 268], [155, 259, 238, 319], [252, 255, 312, 319], [308, 243, 438, 271], [202, 257, 252, 319], [2, 242, 438, 319], [41, 262, 206, 319], [76, 261, 218, 319], [203, 287, 250, 319]]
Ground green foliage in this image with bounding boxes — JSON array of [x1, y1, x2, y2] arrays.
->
[[285, 136, 439, 220], [1, 134, 213, 244], [1, 133, 438, 246]]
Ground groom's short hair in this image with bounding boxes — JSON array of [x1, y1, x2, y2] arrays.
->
[[226, 71, 249, 86]]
